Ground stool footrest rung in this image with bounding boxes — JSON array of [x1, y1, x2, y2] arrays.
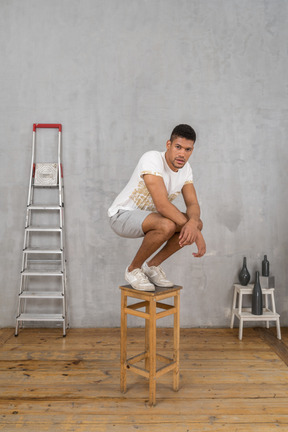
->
[[126, 351, 148, 365], [156, 301, 174, 310], [156, 353, 173, 364], [126, 352, 176, 379], [156, 307, 177, 319], [124, 307, 150, 319], [126, 363, 149, 378], [127, 301, 149, 310], [155, 361, 177, 378]]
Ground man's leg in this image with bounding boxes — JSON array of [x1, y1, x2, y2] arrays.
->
[[148, 217, 203, 267], [147, 232, 181, 267], [125, 212, 203, 290], [128, 214, 203, 271], [128, 213, 177, 271]]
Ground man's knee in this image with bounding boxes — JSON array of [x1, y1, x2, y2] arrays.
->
[[142, 213, 176, 237], [159, 217, 177, 239]]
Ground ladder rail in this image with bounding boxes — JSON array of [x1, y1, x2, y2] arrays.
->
[[27, 130, 36, 207], [58, 128, 63, 207]]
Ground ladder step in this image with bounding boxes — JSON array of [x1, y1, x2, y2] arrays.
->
[[19, 291, 64, 299], [22, 269, 63, 276], [28, 205, 61, 210], [25, 226, 62, 232], [24, 248, 63, 254], [25, 260, 62, 266], [32, 184, 59, 189], [16, 313, 64, 322]]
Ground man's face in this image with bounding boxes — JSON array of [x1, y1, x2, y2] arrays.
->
[[165, 137, 194, 172]]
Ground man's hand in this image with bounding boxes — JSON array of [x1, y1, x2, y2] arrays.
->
[[178, 219, 199, 247], [192, 231, 206, 257], [179, 220, 206, 257]]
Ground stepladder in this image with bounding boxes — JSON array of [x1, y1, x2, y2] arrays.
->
[[230, 284, 281, 340], [15, 124, 68, 336]]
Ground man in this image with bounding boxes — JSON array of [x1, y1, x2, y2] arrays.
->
[[108, 124, 206, 291]]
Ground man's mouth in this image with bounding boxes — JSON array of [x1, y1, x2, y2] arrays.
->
[[175, 158, 185, 165]]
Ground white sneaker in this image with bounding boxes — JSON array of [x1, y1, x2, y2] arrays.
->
[[142, 262, 174, 287], [125, 267, 155, 291]]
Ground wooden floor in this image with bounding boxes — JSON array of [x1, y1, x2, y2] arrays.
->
[[1, 326, 288, 431]]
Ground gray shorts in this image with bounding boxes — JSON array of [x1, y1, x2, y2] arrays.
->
[[109, 209, 154, 238]]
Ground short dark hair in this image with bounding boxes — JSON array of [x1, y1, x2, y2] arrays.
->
[[170, 124, 196, 143]]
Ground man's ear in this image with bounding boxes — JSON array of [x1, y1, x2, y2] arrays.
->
[[166, 140, 172, 150]]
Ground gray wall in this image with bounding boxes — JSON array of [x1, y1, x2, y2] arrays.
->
[[1, 0, 287, 328]]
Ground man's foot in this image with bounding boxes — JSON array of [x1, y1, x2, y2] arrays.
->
[[125, 267, 155, 291], [142, 262, 174, 287]]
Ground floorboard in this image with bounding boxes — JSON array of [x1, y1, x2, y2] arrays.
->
[[0, 326, 288, 431]]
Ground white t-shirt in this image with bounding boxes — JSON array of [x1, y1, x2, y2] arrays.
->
[[108, 151, 193, 217]]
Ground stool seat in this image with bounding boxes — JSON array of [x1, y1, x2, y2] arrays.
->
[[120, 284, 182, 406]]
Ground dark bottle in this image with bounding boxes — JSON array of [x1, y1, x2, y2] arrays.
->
[[239, 257, 250, 286], [252, 271, 263, 315], [262, 255, 269, 277]]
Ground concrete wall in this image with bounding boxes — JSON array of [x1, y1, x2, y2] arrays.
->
[[1, 0, 287, 328]]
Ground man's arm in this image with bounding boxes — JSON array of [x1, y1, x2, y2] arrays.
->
[[143, 175, 206, 257], [143, 174, 187, 226], [180, 183, 206, 256]]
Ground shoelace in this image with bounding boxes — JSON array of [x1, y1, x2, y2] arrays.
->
[[152, 266, 167, 280], [158, 266, 169, 280], [133, 268, 151, 283]]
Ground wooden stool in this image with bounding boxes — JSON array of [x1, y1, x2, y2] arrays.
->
[[120, 284, 182, 406]]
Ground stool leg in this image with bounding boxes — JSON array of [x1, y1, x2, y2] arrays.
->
[[276, 317, 281, 340], [145, 303, 150, 371], [264, 294, 270, 328], [238, 291, 243, 314], [239, 317, 243, 341], [271, 292, 281, 339], [149, 298, 156, 406], [238, 292, 243, 340], [230, 287, 237, 328], [173, 291, 180, 392], [120, 291, 127, 393], [271, 292, 276, 313]]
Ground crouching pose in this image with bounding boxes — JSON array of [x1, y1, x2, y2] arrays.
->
[[108, 124, 206, 291]]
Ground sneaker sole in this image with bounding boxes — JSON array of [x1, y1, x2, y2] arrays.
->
[[146, 277, 174, 288], [153, 282, 174, 288], [132, 286, 155, 291]]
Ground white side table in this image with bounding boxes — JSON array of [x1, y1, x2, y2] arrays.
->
[[230, 284, 281, 340]]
